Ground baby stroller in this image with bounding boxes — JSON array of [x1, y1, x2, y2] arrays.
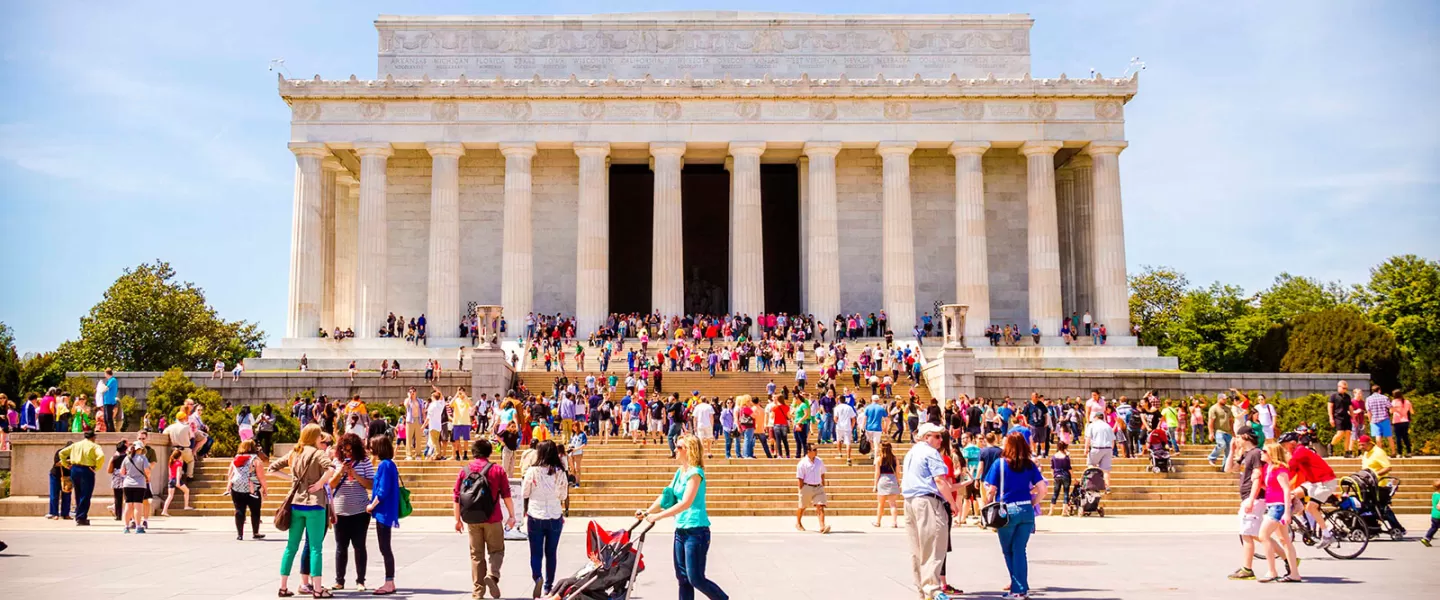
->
[[1340, 470, 1406, 540], [1147, 428, 1172, 473], [1068, 466, 1106, 517], [546, 519, 651, 600]]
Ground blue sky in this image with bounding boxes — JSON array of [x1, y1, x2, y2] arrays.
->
[[1, 1, 1437, 353]]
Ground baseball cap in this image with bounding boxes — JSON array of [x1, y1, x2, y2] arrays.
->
[[1277, 432, 1299, 444], [916, 423, 945, 438], [1357, 435, 1372, 446]]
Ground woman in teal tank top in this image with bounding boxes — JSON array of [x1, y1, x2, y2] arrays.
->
[[637, 434, 728, 599]]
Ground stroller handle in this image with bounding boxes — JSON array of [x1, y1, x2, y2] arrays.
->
[[627, 516, 657, 540]]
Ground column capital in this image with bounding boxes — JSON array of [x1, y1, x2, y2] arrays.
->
[[321, 156, 344, 171], [876, 141, 918, 156], [335, 172, 357, 186], [1083, 140, 1129, 156], [947, 141, 991, 156], [1056, 167, 1075, 182], [728, 141, 766, 156], [802, 141, 842, 157], [1019, 140, 1064, 157], [649, 142, 686, 156], [289, 142, 330, 158], [499, 142, 537, 158], [573, 142, 611, 157], [426, 142, 466, 158], [353, 142, 394, 158]]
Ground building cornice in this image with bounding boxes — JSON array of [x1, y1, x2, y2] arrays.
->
[[279, 72, 1138, 103]]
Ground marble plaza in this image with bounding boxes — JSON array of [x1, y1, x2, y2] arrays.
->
[[258, 12, 1168, 373]]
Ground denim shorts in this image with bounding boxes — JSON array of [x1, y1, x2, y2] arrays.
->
[[1265, 503, 1286, 522]]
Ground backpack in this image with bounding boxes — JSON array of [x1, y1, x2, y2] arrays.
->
[[229, 456, 258, 496], [1126, 409, 1142, 430], [458, 464, 501, 524]]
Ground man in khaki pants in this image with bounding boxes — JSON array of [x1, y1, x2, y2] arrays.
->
[[902, 423, 957, 599], [454, 439, 516, 599], [403, 387, 424, 460]]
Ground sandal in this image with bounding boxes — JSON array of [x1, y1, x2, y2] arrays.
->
[[278, 590, 294, 598], [1258, 576, 1280, 583], [312, 588, 333, 599], [1280, 576, 1303, 583]]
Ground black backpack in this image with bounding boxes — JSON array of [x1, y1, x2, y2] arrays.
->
[[1126, 409, 1142, 430], [458, 464, 501, 524]]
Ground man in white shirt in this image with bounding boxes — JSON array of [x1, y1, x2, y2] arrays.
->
[[1255, 394, 1278, 440], [692, 399, 716, 458], [1082, 311, 1093, 336], [425, 391, 447, 460], [1084, 412, 1117, 488], [163, 419, 195, 479], [833, 400, 858, 466], [795, 446, 831, 533]]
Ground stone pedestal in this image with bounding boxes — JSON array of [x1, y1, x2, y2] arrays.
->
[[939, 304, 969, 348], [473, 305, 503, 349], [937, 347, 977, 401], [470, 349, 514, 398], [9, 433, 174, 499]]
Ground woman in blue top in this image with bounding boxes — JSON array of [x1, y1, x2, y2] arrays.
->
[[365, 435, 401, 595], [638, 434, 728, 600], [983, 432, 1048, 600]]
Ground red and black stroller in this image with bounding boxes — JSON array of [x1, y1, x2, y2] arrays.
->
[[546, 519, 653, 600]]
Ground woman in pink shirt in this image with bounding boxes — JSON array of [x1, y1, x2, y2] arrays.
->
[[1255, 442, 1300, 582], [1391, 391, 1413, 458]]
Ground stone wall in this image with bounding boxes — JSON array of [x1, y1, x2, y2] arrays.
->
[[67, 371, 473, 408], [835, 149, 883, 315], [385, 149, 432, 318], [459, 150, 506, 306], [531, 150, 580, 316], [983, 148, 1029, 329], [911, 148, 956, 321], [974, 370, 1367, 401]]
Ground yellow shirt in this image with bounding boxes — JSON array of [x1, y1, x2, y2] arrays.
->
[[64, 439, 105, 469], [452, 398, 472, 422], [1362, 446, 1391, 474], [532, 424, 551, 442]]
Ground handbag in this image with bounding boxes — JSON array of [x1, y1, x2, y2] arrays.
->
[[273, 483, 298, 531], [398, 473, 413, 519], [857, 434, 872, 455], [980, 459, 1010, 530]]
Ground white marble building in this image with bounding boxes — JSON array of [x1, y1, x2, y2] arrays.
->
[[264, 12, 1169, 369]]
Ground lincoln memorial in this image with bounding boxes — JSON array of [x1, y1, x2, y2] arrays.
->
[[258, 12, 1177, 374]]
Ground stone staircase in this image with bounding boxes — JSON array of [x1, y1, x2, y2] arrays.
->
[[178, 443, 1439, 517], [515, 370, 935, 404]]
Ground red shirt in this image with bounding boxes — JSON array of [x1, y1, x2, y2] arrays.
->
[[452, 458, 512, 524], [1287, 445, 1335, 487], [770, 403, 790, 426]]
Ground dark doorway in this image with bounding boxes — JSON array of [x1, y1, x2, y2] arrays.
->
[[761, 164, 800, 314], [608, 164, 653, 313], [681, 165, 729, 314]]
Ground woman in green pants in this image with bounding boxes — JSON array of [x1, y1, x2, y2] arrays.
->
[[270, 424, 339, 598]]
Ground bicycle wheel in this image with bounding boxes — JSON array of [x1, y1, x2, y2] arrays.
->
[[1323, 509, 1369, 560]]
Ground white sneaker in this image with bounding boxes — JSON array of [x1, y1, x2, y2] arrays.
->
[[1317, 532, 1335, 549]]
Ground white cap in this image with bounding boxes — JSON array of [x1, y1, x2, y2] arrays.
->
[[915, 423, 945, 438]]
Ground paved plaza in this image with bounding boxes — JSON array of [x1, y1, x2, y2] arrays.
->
[[0, 515, 1434, 599]]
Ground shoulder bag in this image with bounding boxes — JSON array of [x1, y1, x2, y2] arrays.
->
[[273, 481, 298, 531], [397, 471, 413, 519], [980, 459, 1010, 530]]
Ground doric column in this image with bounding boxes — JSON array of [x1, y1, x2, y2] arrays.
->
[[319, 158, 342, 331], [650, 142, 686, 317], [949, 141, 991, 339], [500, 142, 537, 331], [1021, 141, 1064, 337], [803, 142, 842, 324], [1056, 167, 1077, 316], [333, 173, 358, 331], [574, 142, 611, 335], [425, 143, 465, 340], [353, 143, 392, 338], [798, 156, 809, 313], [1085, 141, 1132, 336], [285, 142, 329, 338], [1071, 157, 1095, 316], [728, 142, 766, 317], [878, 141, 918, 335]]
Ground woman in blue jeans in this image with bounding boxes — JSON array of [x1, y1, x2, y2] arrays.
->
[[638, 435, 728, 600], [521, 441, 569, 597], [983, 432, 1048, 600]]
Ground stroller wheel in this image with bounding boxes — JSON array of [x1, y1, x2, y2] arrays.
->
[[1097, 507, 1105, 517], [1390, 530, 1406, 541]]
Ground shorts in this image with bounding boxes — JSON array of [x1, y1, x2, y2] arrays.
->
[[1087, 448, 1113, 472], [866, 430, 883, 447], [168, 478, 180, 489], [452, 425, 472, 441], [648, 418, 664, 432], [1302, 479, 1339, 504], [123, 487, 147, 503], [1370, 420, 1393, 438], [1333, 420, 1351, 434], [800, 484, 828, 507], [629, 418, 641, 432], [1239, 500, 1266, 537], [696, 428, 714, 441], [835, 428, 853, 445], [1265, 503, 1286, 522]]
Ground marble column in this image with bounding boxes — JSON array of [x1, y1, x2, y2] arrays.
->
[[426, 143, 465, 340], [728, 142, 766, 318], [797, 156, 809, 313], [650, 142, 686, 317], [333, 173, 358, 331], [285, 142, 329, 338], [500, 143, 537, 331], [353, 142, 392, 338], [574, 142, 611, 335], [949, 141, 991, 339], [1085, 141, 1132, 336], [878, 141, 918, 335], [319, 158, 342, 331], [1071, 157, 1095, 316], [1056, 167, 1077, 316], [803, 141, 842, 325], [1021, 141, 1064, 337]]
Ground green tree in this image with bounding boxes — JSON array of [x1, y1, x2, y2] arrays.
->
[[1362, 255, 1440, 393], [1280, 308, 1401, 389], [17, 351, 67, 395], [61, 261, 266, 372], [1256, 272, 1351, 323], [0, 323, 19, 400], [1168, 283, 1270, 372], [1128, 265, 1189, 352]]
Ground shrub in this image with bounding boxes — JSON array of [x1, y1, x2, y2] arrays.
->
[[1280, 309, 1401, 390]]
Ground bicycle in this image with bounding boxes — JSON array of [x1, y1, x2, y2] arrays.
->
[[1252, 495, 1368, 560]]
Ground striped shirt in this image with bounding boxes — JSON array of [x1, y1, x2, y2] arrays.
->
[[333, 458, 375, 517]]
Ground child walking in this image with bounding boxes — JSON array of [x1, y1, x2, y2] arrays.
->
[[1421, 479, 1439, 547], [161, 448, 191, 516]]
